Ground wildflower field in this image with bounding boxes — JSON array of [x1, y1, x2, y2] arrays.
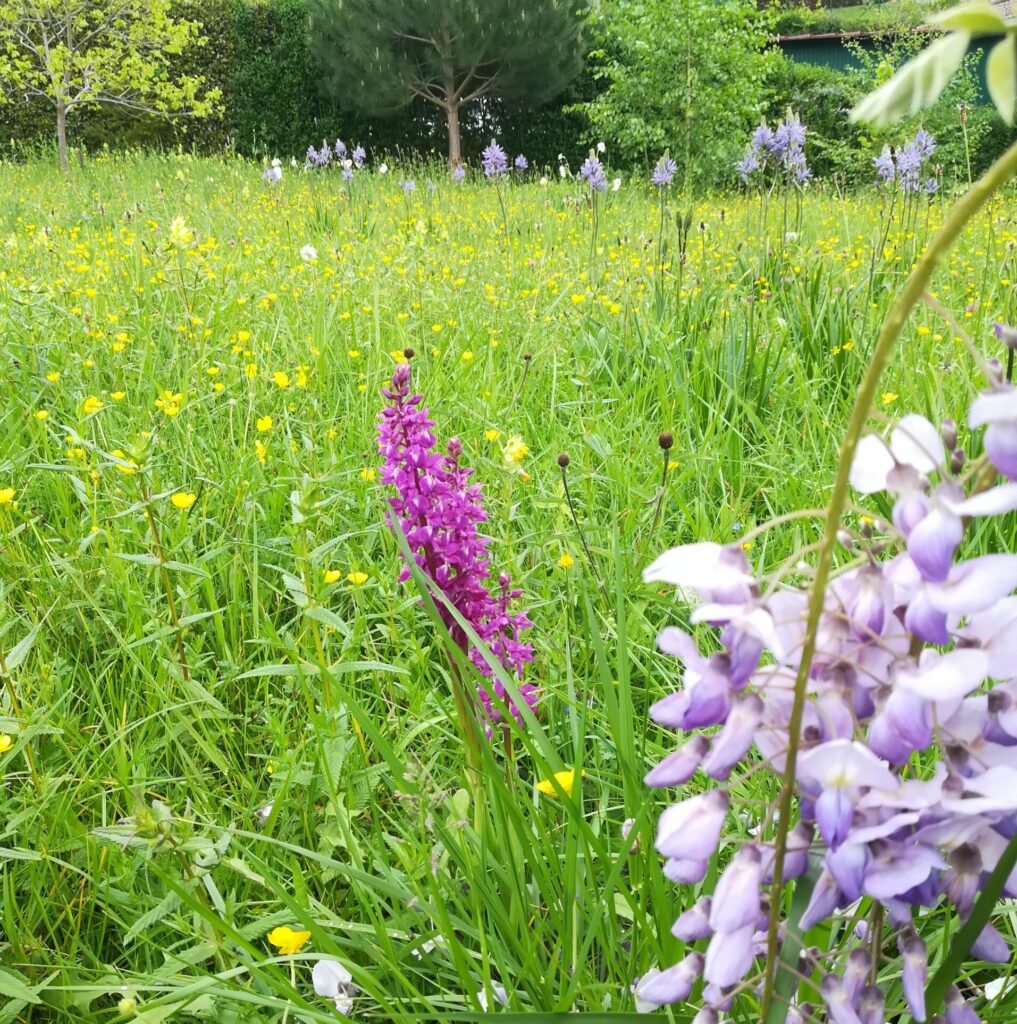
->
[[2, 148, 1017, 1021]]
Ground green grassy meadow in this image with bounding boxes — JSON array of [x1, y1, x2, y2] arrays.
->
[[0, 151, 1015, 1021]]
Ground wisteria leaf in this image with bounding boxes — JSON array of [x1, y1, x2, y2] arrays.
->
[[930, 1, 1007, 34], [987, 35, 1017, 124], [851, 32, 971, 126]]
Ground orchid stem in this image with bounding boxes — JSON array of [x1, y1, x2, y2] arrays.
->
[[761, 136, 1017, 1023]]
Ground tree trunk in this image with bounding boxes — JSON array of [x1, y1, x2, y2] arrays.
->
[[446, 104, 462, 168], [56, 102, 68, 173]]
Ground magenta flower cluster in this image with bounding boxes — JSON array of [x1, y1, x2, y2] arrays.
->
[[377, 365, 537, 732], [639, 360, 1017, 1020]]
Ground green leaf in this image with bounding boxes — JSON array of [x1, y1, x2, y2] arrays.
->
[[987, 35, 1017, 124], [0, 967, 42, 1004], [851, 32, 971, 126], [3, 622, 41, 673], [930, 1, 1007, 33]]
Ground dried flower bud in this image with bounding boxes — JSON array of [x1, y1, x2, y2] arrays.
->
[[659, 432, 674, 450], [403, 347, 415, 360], [557, 453, 570, 468], [523, 352, 532, 362]]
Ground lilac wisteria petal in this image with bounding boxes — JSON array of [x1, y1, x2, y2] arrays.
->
[[671, 898, 712, 941], [701, 695, 763, 780], [908, 506, 963, 581], [644, 735, 709, 788], [985, 421, 1017, 480], [850, 433, 895, 493], [897, 649, 989, 701], [928, 554, 1017, 614], [662, 857, 709, 884], [941, 766, 1017, 815], [820, 974, 864, 1024], [900, 931, 928, 1022], [797, 739, 897, 790], [643, 542, 752, 593], [656, 626, 702, 663], [890, 414, 945, 474], [634, 953, 703, 1006], [949, 482, 1017, 516], [709, 847, 763, 932], [968, 387, 1017, 428]]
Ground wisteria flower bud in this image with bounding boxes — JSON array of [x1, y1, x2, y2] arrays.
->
[[703, 923, 755, 989], [951, 448, 966, 474], [634, 952, 703, 1006], [645, 734, 709, 788], [971, 920, 1010, 963], [993, 321, 1017, 350], [656, 790, 728, 862], [857, 985, 885, 1024], [942, 417, 958, 451], [671, 896, 713, 941], [944, 985, 980, 1024], [900, 930, 928, 1022], [701, 695, 763, 780], [709, 846, 763, 933], [843, 947, 870, 1004]]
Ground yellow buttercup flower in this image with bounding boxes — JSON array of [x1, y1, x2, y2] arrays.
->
[[273, 371, 290, 389], [347, 571, 368, 585], [245, 362, 258, 380], [390, 349, 407, 364], [0, 735, 12, 753], [255, 440, 267, 464], [111, 450, 137, 475], [558, 552, 574, 569], [171, 492, 197, 510], [323, 569, 342, 584], [45, 371, 60, 383], [35, 410, 48, 421], [83, 395, 104, 416], [256, 415, 273, 432], [0, 488, 13, 505], [485, 429, 501, 442], [267, 926, 310, 956], [359, 468, 376, 482], [536, 769, 582, 799]]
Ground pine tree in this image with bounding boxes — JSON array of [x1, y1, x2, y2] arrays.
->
[[310, 0, 586, 166]]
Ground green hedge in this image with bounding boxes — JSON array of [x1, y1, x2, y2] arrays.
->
[[0, 0, 592, 166]]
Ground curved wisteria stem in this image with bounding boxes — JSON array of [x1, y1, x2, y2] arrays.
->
[[760, 136, 1017, 1022]]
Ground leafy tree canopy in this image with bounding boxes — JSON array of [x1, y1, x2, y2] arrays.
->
[[0, 0, 220, 169]]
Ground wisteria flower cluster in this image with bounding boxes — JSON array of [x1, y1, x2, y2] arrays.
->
[[737, 115, 811, 186], [874, 128, 938, 194], [639, 341, 1017, 1020], [377, 364, 537, 733], [304, 138, 367, 179]]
